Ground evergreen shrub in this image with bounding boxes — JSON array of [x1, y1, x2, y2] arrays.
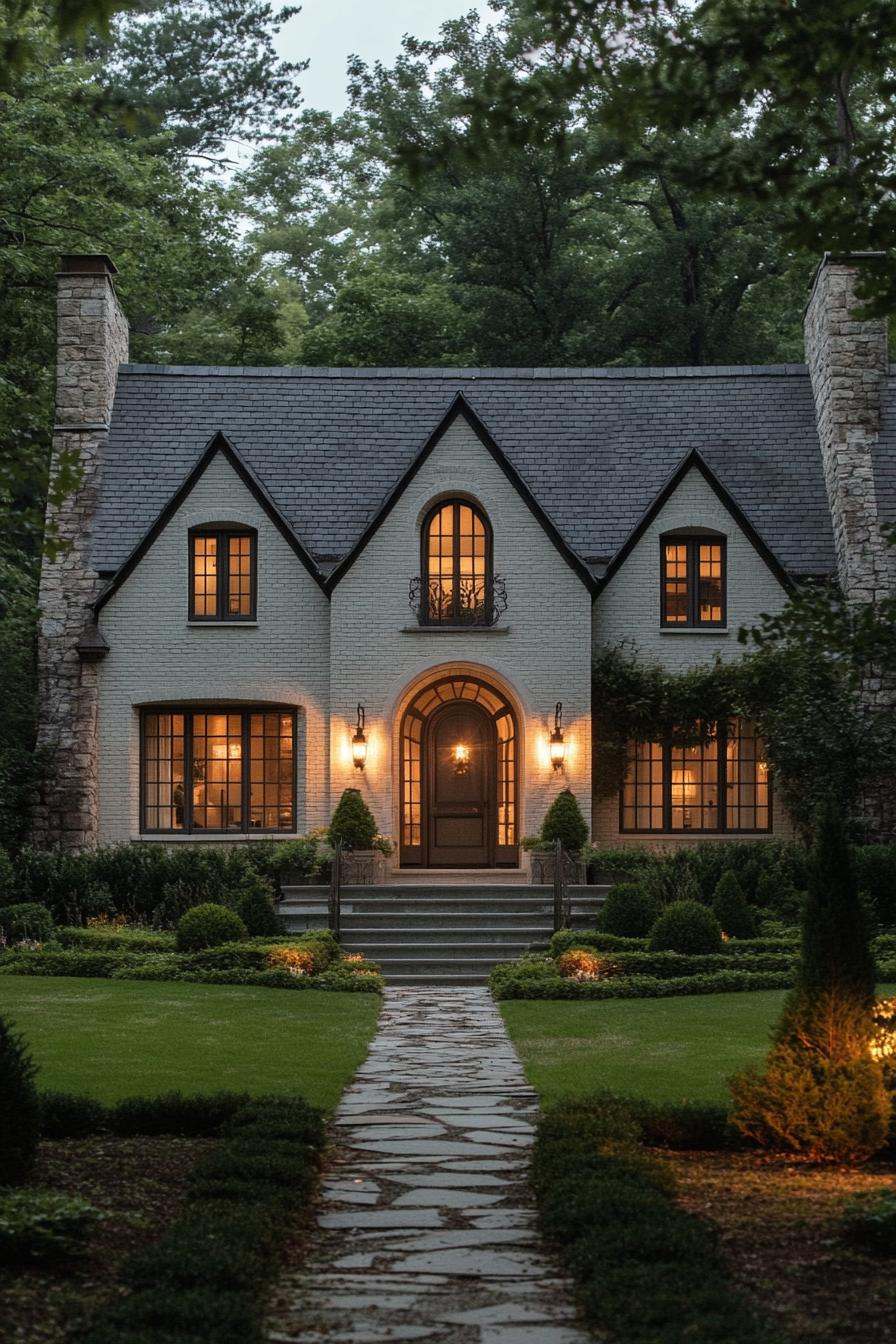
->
[[39, 1092, 108, 1139], [231, 869, 282, 937], [0, 1015, 39, 1184], [599, 882, 658, 937], [730, 803, 891, 1163], [0, 1191, 100, 1262], [175, 903, 247, 952], [0, 902, 54, 943], [711, 872, 758, 939], [649, 900, 723, 954], [327, 788, 378, 850], [540, 789, 588, 853]]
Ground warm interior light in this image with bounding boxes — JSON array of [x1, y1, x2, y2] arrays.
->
[[452, 744, 470, 775], [352, 704, 367, 770], [550, 702, 565, 770], [671, 768, 698, 803]]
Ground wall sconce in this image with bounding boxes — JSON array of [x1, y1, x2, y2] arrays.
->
[[452, 744, 471, 775], [352, 704, 367, 770], [550, 702, 565, 770]]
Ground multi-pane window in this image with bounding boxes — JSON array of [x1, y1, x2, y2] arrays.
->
[[621, 719, 769, 833], [661, 535, 726, 627], [141, 709, 295, 833], [422, 500, 491, 624], [189, 529, 256, 621]]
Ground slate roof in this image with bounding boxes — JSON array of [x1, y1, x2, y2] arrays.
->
[[92, 363, 859, 582]]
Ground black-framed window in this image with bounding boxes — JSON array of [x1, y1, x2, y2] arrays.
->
[[189, 529, 257, 621], [660, 535, 726, 627], [620, 718, 770, 834], [421, 499, 493, 624], [141, 708, 296, 834]]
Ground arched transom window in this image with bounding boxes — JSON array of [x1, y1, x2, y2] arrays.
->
[[422, 499, 492, 625]]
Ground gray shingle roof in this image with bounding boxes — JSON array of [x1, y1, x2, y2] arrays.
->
[[93, 364, 842, 579]]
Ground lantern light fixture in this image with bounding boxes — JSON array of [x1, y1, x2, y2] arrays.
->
[[550, 702, 565, 770], [352, 704, 367, 770], [452, 743, 471, 775]]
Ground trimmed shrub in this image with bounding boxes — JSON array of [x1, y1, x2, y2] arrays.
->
[[490, 963, 793, 1001], [854, 844, 896, 928], [631, 1099, 742, 1151], [39, 1091, 108, 1139], [730, 804, 891, 1163], [598, 882, 658, 938], [649, 900, 723, 954], [531, 1097, 770, 1344], [711, 872, 757, 940], [0, 1190, 100, 1262], [540, 789, 588, 854], [176, 903, 247, 952], [109, 1092, 250, 1137], [0, 902, 54, 943], [842, 1190, 896, 1254], [550, 930, 647, 955], [328, 788, 377, 850], [232, 870, 282, 938], [0, 1015, 39, 1184], [55, 926, 174, 953]]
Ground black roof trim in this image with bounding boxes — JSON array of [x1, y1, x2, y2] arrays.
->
[[597, 449, 795, 594], [94, 431, 325, 614], [326, 394, 598, 594]]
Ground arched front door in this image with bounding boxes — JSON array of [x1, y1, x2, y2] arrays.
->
[[400, 675, 518, 868]]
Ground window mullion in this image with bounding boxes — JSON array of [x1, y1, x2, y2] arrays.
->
[[719, 721, 727, 832], [689, 539, 697, 627], [218, 531, 227, 619], [184, 712, 193, 835], [452, 504, 460, 621], [241, 712, 250, 834], [663, 740, 671, 831]]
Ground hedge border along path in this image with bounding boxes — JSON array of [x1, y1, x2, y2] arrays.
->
[[268, 986, 592, 1344]]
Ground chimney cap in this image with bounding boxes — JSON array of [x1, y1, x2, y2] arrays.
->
[[58, 254, 118, 276]]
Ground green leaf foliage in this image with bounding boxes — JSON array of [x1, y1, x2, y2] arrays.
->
[[598, 882, 659, 938], [0, 1014, 39, 1184], [711, 872, 758, 940], [175, 903, 247, 952], [649, 900, 723, 955], [540, 789, 589, 853], [327, 788, 378, 851]]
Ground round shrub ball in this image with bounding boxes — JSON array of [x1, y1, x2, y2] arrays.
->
[[599, 882, 658, 938], [175, 903, 247, 952], [649, 899, 723, 955], [0, 902, 54, 943]]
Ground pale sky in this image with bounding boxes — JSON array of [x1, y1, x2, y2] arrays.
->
[[275, 0, 478, 114]]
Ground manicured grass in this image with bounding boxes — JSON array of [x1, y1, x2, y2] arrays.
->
[[0, 977, 379, 1108], [501, 986, 896, 1106]]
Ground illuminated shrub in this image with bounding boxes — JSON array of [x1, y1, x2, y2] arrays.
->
[[266, 946, 315, 977], [557, 949, 605, 982]]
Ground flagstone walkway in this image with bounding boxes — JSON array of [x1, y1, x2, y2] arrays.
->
[[268, 986, 592, 1344]]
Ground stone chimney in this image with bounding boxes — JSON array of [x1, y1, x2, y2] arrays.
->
[[33, 255, 129, 851], [804, 252, 894, 604]]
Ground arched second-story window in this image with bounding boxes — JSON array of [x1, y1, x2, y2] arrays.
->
[[421, 499, 493, 625]]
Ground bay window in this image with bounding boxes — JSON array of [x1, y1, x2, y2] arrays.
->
[[621, 719, 769, 833], [141, 708, 295, 833]]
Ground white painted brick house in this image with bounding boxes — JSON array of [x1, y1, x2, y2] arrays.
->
[[35, 253, 896, 864]]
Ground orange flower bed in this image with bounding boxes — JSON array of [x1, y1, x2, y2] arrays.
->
[[557, 948, 604, 982], [266, 946, 316, 977]]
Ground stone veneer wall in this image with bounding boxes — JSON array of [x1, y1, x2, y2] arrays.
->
[[804, 254, 895, 604], [805, 254, 896, 840], [33, 257, 129, 850]]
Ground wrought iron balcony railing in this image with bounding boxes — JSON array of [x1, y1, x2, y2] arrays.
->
[[409, 575, 508, 627]]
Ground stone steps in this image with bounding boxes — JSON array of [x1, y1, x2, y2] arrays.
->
[[279, 883, 607, 983]]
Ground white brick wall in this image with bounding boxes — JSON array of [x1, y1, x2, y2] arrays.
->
[[592, 464, 792, 845], [96, 451, 330, 844], [329, 414, 594, 854]]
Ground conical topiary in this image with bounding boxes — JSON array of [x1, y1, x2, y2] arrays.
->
[[729, 801, 890, 1162], [0, 1015, 39, 1184], [711, 871, 758, 940], [232, 869, 282, 937], [328, 788, 378, 851], [540, 789, 588, 854]]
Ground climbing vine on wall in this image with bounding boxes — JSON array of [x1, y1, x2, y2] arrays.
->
[[591, 643, 742, 803]]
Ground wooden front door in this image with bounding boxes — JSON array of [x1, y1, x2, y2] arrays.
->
[[425, 702, 494, 867]]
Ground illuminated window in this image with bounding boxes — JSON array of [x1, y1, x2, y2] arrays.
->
[[660, 535, 726, 627], [189, 529, 256, 621], [621, 719, 769, 833], [421, 500, 492, 624], [142, 708, 295, 833]]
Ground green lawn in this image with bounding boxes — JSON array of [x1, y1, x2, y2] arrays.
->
[[501, 986, 896, 1106], [0, 977, 380, 1109]]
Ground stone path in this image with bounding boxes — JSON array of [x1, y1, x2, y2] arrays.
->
[[269, 986, 592, 1344]]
